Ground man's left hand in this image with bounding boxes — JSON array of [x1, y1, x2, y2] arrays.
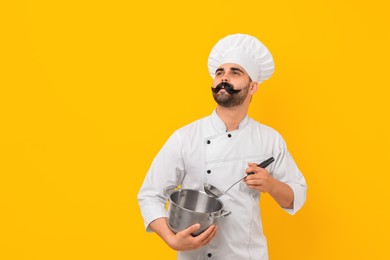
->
[[244, 163, 276, 193], [244, 162, 294, 209]]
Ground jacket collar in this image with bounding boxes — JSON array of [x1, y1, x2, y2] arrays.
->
[[211, 109, 249, 134]]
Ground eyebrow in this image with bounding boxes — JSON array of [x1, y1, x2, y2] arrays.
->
[[215, 67, 244, 74], [230, 67, 244, 73]]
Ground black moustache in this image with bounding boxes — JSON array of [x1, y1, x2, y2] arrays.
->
[[211, 82, 241, 95]]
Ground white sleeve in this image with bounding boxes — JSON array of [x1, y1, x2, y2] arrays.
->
[[137, 131, 185, 231], [271, 133, 307, 215]]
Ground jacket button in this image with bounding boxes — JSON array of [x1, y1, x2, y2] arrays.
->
[[207, 253, 212, 257], [206, 140, 211, 144], [227, 134, 232, 138], [207, 170, 211, 174]]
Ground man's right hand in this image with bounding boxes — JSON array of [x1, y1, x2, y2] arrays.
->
[[167, 223, 217, 251], [149, 218, 217, 251]]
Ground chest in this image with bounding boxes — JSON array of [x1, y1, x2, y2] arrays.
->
[[181, 126, 274, 194]]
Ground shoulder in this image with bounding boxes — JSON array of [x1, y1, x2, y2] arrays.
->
[[248, 117, 281, 136], [247, 117, 286, 147]]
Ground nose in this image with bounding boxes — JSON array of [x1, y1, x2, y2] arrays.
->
[[221, 75, 229, 82]]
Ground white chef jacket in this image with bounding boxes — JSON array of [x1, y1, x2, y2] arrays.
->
[[137, 110, 307, 260]]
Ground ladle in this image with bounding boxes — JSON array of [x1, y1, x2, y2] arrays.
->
[[204, 157, 275, 198]]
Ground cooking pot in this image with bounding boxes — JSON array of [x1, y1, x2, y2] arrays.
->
[[164, 186, 231, 236]]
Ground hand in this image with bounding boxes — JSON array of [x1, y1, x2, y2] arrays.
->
[[244, 163, 276, 193], [167, 224, 217, 251]]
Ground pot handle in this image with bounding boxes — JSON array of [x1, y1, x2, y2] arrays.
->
[[209, 210, 231, 219], [163, 185, 179, 197]]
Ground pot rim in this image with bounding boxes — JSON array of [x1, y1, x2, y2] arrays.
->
[[168, 188, 224, 214]]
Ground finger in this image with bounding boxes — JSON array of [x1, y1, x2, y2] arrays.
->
[[244, 173, 259, 182], [247, 181, 266, 189], [246, 170, 268, 180], [247, 162, 258, 167], [201, 226, 218, 246], [182, 223, 201, 236], [245, 166, 258, 174], [198, 226, 217, 246], [245, 175, 264, 184], [246, 177, 263, 183], [247, 163, 269, 173], [244, 174, 257, 181], [195, 224, 215, 243], [245, 179, 264, 188], [245, 165, 267, 175]]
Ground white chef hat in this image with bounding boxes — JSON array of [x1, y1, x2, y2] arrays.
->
[[208, 33, 275, 83]]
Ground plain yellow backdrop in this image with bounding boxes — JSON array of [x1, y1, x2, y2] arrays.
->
[[1, 0, 390, 259]]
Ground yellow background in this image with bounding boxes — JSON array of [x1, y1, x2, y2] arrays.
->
[[1, 0, 389, 259]]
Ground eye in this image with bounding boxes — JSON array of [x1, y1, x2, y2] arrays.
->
[[215, 71, 223, 76]]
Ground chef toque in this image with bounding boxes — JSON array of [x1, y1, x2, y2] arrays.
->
[[208, 33, 275, 83]]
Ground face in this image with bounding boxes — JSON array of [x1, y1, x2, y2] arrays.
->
[[211, 63, 255, 108]]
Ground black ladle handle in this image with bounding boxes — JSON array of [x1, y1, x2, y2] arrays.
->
[[221, 157, 276, 196], [247, 157, 275, 175]]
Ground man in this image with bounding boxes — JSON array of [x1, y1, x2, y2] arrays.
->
[[138, 33, 307, 259]]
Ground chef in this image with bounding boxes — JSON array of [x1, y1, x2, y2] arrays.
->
[[137, 33, 307, 259]]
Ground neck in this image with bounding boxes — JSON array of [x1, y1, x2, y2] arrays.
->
[[216, 104, 249, 132]]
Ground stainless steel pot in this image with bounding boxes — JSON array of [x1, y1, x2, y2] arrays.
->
[[164, 186, 231, 236]]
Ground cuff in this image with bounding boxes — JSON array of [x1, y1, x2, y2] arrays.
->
[[140, 202, 168, 232], [283, 183, 307, 215]]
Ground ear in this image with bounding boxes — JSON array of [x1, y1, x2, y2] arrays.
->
[[249, 82, 259, 94]]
